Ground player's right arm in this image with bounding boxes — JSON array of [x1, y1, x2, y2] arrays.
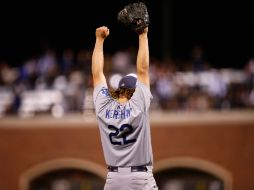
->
[[136, 27, 150, 87], [92, 26, 109, 87]]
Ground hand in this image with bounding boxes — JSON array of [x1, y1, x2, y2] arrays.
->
[[95, 26, 110, 40], [140, 27, 148, 35], [143, 27, 148, 34]]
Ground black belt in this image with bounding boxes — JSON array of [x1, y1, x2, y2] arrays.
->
[[107, 165, 148, 172]]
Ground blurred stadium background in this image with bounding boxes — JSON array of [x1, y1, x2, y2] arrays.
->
[[0, 0, 254, 190]]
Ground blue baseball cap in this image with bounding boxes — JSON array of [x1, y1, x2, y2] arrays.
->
[[118, 73, 137, 89]]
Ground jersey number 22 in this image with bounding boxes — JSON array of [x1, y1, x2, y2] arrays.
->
[[108, 124, 136, 145]]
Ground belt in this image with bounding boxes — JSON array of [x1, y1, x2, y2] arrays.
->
[[107, 165, 148, 172]]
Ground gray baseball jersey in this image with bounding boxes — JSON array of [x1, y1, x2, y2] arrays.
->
[[93, 81, 153, 167]]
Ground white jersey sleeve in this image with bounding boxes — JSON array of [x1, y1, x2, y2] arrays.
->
[[93, 84, 112, 115]]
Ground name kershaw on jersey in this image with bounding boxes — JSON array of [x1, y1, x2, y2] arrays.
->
[[100, 87, 132, 120], [105, 108, 132, 119]]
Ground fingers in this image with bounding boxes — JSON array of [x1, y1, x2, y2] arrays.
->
[[103, 26, 110, 37], [96, 26, 108, 33]]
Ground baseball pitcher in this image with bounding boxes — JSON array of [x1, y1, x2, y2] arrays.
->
[[92, 3, 158, 190]]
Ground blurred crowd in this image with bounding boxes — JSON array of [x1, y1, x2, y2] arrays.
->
[[0, 46, 254, 118]]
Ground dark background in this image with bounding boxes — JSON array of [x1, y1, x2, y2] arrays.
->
[[0, 0, 253, 68]]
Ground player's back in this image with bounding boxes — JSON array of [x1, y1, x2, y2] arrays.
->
[[93, 81, 153, 167]]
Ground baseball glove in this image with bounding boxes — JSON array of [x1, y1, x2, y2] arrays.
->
[[117, 2, 150, 34]]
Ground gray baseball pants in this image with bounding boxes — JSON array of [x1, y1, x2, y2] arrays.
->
[[104, 166, 158, 190]]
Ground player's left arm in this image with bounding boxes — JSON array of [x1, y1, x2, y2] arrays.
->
[[92, 26, 110, 87], [136, 27, 149, 88], [132, 27, 152, 111]]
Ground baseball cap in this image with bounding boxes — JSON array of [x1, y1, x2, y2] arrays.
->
[[118, 73, 137, 89]]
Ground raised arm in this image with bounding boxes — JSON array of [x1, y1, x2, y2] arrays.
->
[[92, 26, 110, 87], [136, 27, 149, 87]]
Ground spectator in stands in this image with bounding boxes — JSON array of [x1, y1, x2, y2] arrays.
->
[[59, 48, 76, 76], [245, 57, 254, 91], [20, 58, 38, 90], [155, 65, 174, 110], [37, 49, 59, 88]]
